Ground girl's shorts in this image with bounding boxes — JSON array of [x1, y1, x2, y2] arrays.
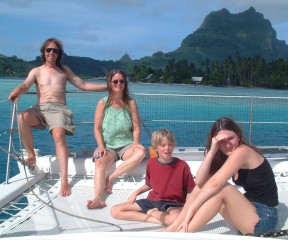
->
[[253, 202, 278, 236]]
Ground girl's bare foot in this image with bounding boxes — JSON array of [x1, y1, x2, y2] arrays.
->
[[87, 197, 107, 209]]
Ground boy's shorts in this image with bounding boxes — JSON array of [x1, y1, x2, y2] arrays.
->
[[135, 199, 183, 213]]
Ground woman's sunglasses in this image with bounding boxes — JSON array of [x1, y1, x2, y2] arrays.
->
[[112, 80, 125, 84], [45, 48, 59, 54]]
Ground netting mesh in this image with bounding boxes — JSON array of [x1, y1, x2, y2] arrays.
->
[[134, 94, 288, 148]]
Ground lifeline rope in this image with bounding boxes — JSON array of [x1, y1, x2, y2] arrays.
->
[[0, 129, 18, 137], [140, 118, 152, 138], [2, 102, 123, 232]]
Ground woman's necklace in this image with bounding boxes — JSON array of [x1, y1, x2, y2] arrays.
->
[[110, 100, 125, 121]]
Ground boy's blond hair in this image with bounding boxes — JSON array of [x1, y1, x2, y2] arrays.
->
[[151, 129, 176, 150]]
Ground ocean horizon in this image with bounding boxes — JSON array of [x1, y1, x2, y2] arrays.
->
[[1, 77, 288, 183]]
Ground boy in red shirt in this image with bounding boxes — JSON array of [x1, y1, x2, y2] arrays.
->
[[110, 129, 195, 226]]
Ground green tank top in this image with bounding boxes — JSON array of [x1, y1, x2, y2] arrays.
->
[[102, 96, 133, 149]]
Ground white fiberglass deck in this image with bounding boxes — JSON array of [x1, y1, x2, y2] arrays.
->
[[1, 148, 288, 239]]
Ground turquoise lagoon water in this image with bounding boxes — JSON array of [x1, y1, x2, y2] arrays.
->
[[1, 77, 288, 183]]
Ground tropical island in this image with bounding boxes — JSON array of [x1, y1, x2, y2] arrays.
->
[[1, 7, 288, 89]]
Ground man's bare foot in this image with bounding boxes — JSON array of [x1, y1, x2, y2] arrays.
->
[[24, 156, 36, 165], [87, 198, 107, 209], [60, 179, 71, 197], [105, 176, 114, 194]]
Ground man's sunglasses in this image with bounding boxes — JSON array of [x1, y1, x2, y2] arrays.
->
[[112, 80, 125, 84], [45, 48, 59, 54]]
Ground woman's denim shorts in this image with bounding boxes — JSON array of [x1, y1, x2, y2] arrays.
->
[[253, 202, 278, 236]]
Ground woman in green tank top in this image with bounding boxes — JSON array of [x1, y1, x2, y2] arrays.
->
[[87, 70, 146, 209]]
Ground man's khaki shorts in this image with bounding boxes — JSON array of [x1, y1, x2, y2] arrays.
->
[[26, 103, 75, 135]]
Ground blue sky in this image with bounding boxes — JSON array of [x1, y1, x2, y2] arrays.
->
[[0, 0, 287, 61]]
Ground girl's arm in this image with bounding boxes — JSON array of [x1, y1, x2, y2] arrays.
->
[[183, 145, 248, 227], [195, 136, 219, 187], [195, 149, 217, 187]]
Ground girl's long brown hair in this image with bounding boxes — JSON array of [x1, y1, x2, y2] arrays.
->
[[205, 117, 262, 175]]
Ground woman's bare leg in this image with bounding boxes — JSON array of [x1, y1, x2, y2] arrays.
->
[[87, 153, 115, 209], [106, 146, 146, 192]]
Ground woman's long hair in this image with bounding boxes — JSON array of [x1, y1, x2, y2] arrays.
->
[[105, 70, 132, 110], [205, 117, 261, 174]]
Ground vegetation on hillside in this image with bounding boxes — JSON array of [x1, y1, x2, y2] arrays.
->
[[1, 52, 288, 89], [131, 53, 288, 89], [0, 55, 34, 77]]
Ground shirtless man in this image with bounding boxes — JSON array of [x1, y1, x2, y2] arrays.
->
[[8, 38, 107, 197]]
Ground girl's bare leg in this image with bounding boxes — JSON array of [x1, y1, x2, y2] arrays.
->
[[148, 207, 182, 226], [163, 186, 201, 231], [179, 184, 259, 235]]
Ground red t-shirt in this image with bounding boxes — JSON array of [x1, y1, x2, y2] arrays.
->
[[145, 157, 195, 204]]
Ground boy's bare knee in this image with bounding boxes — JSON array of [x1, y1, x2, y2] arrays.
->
[[110, 205, 121, 219]]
